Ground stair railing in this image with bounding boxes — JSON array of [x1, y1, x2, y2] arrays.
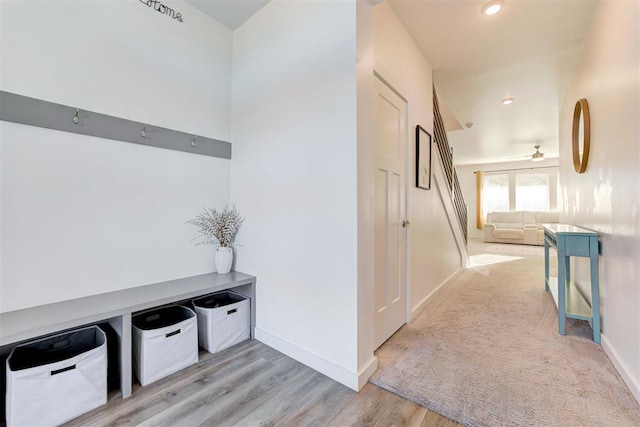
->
[[433, 87, 468, 244]]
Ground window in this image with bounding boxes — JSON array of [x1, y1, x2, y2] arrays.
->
[[483, 174, 509, 214], [477, 168, 558, 228], [476, 166, 560, 228], [515, 173, 550, 211]]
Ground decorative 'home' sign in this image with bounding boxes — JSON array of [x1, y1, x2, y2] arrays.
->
[[139, 0, 183, 23]]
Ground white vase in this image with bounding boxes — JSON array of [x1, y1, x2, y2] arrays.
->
[[215, 247, 233, 274]]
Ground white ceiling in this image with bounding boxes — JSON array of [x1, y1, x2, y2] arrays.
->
[[187, 0, 598, 165], [388, 0, 598, 165], [185, 0, 270, 30]]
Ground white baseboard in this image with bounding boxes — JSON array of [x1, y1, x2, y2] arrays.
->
[[410, 268, 464, 321], [358, 355, 378, 390], [254, 267, 465, 392], [255, 327, 373, 391], [601, 334, 640, 405]]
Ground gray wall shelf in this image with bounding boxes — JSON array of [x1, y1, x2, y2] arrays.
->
[[0, 91, 231, 159]]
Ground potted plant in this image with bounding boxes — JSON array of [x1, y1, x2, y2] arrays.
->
[[187, 205, 244, 274]]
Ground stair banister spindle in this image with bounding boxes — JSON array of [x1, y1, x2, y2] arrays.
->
[[433, 86, 468, 243]]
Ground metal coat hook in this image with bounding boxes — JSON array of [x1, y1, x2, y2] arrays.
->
[[73, 109, 80, 125], [141, 125, 147, 138], [191, 136, 197, 147]]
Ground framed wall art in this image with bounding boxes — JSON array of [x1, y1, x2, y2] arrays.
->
[[416, 125, 432, 190]]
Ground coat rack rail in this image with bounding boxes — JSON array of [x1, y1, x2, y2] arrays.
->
[[0, 91, 231, 159]]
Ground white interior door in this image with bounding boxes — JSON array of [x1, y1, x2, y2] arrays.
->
[[374, 75, 408, 349]]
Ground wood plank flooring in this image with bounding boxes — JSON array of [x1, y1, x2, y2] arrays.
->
[[64, 340, 460, 426]]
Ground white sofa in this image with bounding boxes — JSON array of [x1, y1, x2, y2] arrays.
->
[[483, 211, 559, 245]]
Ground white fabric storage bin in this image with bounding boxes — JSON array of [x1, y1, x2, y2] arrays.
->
[[6, 326, 107, 427], [132, 305, 198, 386], [193, 291, 251, 354]]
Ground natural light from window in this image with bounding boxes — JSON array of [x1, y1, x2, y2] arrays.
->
[[483, 174, 509, 214], [478, 168, 558, 229], [515, 173, 550, 211]]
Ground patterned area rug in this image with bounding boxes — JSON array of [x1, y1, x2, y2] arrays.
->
[[370, 251, 640, 427]]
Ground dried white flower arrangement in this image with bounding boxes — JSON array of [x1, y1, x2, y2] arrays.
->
[[187, 205, 244, 247]]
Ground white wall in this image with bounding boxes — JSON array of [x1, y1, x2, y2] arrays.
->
[[558, 0, 640, 402], [0, 1, 231, 139], [230, 0, 363, 389], [373, 2, 462, 316], [457, 158, 559, 240], [356, 0, 377, 389], [0, 1, 233, 312]]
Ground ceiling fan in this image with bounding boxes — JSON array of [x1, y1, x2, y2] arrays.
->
[[510, 144, 545, 162], [531, 144, 544, 162]]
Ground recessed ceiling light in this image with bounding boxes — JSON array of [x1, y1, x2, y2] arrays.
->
[[501, 97, 514, 105], [482, 0, 504, 16], [465, 122, 474, 128]]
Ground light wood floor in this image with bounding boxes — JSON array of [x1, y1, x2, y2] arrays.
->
[[64, 339, 459, 426]]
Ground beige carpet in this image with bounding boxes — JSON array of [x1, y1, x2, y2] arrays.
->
[[370, 248, 640, 427], [467, 238, 546, 257]]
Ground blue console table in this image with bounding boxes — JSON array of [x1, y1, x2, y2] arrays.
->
[[543, 224, 600, 343]]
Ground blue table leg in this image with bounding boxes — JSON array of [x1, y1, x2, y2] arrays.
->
[[590, 236, 601, 344], [544, 238, 550, 291], [557, 237, 566, 335]]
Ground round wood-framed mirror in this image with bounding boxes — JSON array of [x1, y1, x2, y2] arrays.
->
[[572, 98, 591, 173]]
